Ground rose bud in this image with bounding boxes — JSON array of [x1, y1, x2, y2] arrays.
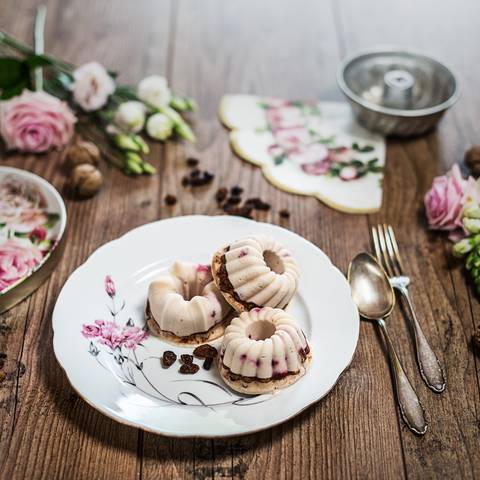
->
[[137, 75, 172, 108], [146, 113, 173, 141]]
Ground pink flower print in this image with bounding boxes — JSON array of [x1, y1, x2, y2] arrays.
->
[[273, 127, 310, 151], [105, 275, 116, 297], [263, 98, 290, 109], [267, 106, 304, 129], [82, 319, 148, 350], [81, 321, 103, 338], [122, 325, 149, 349], [291, 143, 329, 166]]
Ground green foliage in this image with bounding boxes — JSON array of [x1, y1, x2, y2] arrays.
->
[[0, 54, 53, 99]]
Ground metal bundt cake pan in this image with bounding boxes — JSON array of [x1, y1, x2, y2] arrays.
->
[[337, 47, 460, 136]]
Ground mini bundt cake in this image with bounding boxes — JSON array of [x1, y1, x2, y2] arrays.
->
[[211, 234, 300, 312], [218, 307, 311, 394], [146, 261, 231, 346]]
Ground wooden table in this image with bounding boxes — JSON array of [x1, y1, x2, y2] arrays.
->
[[1, 1, 479, 478]]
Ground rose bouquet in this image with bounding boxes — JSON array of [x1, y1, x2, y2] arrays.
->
[[0, 7, 196, 176], [425, 164, 480, 293]]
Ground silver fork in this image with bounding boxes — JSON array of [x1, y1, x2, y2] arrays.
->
[[372, 224, 446, 393]]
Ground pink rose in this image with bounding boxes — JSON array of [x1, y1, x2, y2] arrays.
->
[[0, 90, 76, 153], [0, 238, 43, 291], [29, 226, 47, 242], [71, 62, 115, 111], [424, 165, 467, 231]]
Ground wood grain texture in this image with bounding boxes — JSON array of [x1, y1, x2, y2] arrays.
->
[[0, 0, 479, 478]]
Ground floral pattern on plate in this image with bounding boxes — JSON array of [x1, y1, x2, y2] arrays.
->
[[81, 274, 271, 409], [219, 95, 386, 213], [0, 169, 66, 294]]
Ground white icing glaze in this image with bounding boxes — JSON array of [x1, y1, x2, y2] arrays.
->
[[224, 234, 299, 309], [148, 261, 230, 337], [220, 307, 309, 379]]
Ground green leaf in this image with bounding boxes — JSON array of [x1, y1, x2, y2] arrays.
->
[[44, 212, 60, 229], [25, 54, 53, 69], [274, 154, 286, 165], [0, 57, 29, 89], [350, 159, 364, 168], [14, 231, 29, 238], [1, 79, 29, 99], [352, 142, 375, 153]]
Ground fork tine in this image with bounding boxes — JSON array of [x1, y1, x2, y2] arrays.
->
[[375, 224, 395, 277], [371, 226, 382, 262], [386, 225, 405, 274], [383, 224, 402, 277]]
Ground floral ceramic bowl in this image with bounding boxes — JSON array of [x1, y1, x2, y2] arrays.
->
[[0, 167, 66, 295]]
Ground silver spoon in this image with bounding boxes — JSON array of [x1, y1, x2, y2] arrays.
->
[[348, 252, 428, 435]]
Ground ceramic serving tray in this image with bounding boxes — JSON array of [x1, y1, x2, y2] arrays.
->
[[0, 167, 66, 312]]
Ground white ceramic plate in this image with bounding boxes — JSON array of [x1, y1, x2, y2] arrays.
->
[[0, 167, 66, 294], [53, 215, 359, 437]]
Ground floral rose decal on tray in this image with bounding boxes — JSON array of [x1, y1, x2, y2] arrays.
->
[[0, 90, 76, 153], [261, 100, 382, 181], [0, 239, 43, 291], [0, 175, 60, 293]]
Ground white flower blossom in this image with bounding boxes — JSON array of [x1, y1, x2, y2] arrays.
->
[[71, 62, 115, 111], [137, 75, 172, 109], [114, 101, 146, 133]]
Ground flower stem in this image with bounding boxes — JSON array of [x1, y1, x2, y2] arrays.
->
[[34, 5, 47, 91], [0, 30, 74, 73]]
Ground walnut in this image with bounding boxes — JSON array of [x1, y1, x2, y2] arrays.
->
[[464, 146, 480, 177], [66, 141, 101, 170], [69, 164, 103, 198]]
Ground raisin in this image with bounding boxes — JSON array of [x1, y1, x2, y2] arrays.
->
[[181, 176, 190, 187], [186, 157, 199, 168], [190, 168, 201, 178], [231, 186, 243, 196], [162, 351, 177, 368], [203, 358, 213, 370], [180, 354, 194, 364], [164, 194, 177, 206], [279, 208, 290, 219], [179, 363, 199, 374], [215, 187, 228, 203], [226, 195, 242, 206], [0, 353, 6, 359], [0, 372, 5, 383], [193, 344, 218, 359]]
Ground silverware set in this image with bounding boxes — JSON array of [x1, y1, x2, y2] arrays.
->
[[348, 224, 446, 435]]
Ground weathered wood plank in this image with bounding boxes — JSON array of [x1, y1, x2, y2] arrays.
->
[[337, 0, 480, 477], [0, 0, 172, 478]]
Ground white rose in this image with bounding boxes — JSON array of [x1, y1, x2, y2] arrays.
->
[[146, 113, 173, 141], [114, 101, 146, 133], [71, 62, 115, 111], [137, 75, 172, 108]]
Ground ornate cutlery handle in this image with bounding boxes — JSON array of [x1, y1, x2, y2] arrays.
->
[[397, 287, 446, 393], [377, 319, 428, 435]]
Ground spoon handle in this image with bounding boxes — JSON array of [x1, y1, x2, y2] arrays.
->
[[397, 286, 446, 393], [377, 318, 428, 435]]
